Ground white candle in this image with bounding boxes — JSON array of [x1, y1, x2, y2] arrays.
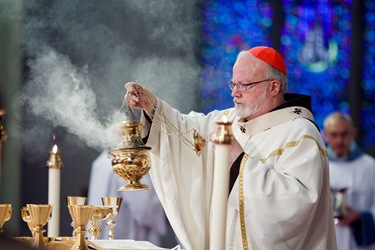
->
[[210, 116, 233, 250], [47, 144, 63, 237], [48, 167, 60, 237], [210, 144, 230, 250]]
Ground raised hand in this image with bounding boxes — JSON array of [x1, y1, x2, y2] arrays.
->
[[124, 82, 157, 118]]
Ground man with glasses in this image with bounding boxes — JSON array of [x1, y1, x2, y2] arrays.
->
[[124, 46, 337, 249], [323, 112, 375, 250]]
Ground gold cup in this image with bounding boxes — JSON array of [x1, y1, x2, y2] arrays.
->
[[0, 204, 12, 234], [88, 206, 112, 240], [26, 204, 52, 249], [21, 206, 35, 236], [101, 197, 123, 240], [67, 196, 87, 237], [68, 204, 93, 250], [108, 121, 151, 191], [331, 187, 348, 224]]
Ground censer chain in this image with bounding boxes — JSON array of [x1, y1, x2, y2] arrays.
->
[[125, 85, 210, 156]]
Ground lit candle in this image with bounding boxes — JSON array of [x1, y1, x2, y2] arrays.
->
[[210, 115, 233, 250], [46, 138, 63, 237]]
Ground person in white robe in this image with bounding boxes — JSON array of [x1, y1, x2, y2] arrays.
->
[[323, 112, 375, 250], [124, 46, 337, 250], [87, 150, 168, 246]]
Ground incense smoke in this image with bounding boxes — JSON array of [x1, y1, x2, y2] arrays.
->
[[20, 0, 201, 155]]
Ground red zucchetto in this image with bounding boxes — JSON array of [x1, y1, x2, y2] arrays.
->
[[248, 46, 287, 75]]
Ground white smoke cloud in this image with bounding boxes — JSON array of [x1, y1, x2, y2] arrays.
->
[[22, 47, 124, 150], [20, 0, 201, 155]]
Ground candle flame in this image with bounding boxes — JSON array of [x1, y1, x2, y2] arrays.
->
[[52, 134, 56, 141], [223, 114, 228, 123], [52, 144, 58, 153]]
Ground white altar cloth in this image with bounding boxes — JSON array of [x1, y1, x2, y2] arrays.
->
[[91, 240, 181, 250]]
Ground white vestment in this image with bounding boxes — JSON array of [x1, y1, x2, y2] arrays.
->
[[141, 99, 337, 250], [87, 150, 167, 246], [330, 154, 375, 250]]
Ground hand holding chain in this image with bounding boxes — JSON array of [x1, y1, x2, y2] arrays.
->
[[124, 83, 211, 156]]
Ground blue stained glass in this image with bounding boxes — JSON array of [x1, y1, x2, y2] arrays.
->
[[201, 0, 273, 113], [202, 0, 374, 149], [281, 1, 351, 135], [363, 0, 375, 148]]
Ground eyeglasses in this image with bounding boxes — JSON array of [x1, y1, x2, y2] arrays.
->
[[228, 79, 274, 92]]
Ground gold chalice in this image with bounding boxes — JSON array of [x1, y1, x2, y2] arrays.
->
[[0, 204, 12, 234], [68, 204, 93, 250], [26, 204, 52, 249], [101, 197, 123, 240], [67, 196, 87, 237], [108, 120, 151, 191], [88, 206, 112, 240], [21, 206, 35, 236], [331, 187, 348, 224]]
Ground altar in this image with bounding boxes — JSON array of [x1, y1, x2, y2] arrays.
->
[[13, 238, 179, 250]]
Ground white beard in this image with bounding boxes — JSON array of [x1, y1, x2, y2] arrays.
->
[[234, 89, 268, 119]]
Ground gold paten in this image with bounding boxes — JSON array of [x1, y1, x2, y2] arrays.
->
[[108, 120, 151, 191]]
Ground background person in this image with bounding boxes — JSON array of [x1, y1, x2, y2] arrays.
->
[[323, 112, 375, 250]]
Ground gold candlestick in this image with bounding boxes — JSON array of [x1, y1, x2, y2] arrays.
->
[[46, 144, 63, 169]]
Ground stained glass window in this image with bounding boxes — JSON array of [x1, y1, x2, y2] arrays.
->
[[201, 0, 374, 150], [363, 0, 375, 148], [201, 0, 273, 112], [281, 0, 352, 131]]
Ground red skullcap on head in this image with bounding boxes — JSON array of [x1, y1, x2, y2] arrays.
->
[[248, 46, 287, 75]]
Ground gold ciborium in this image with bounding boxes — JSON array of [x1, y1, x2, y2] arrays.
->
[[0, 204, 12, 234], [68, 205, 93, 250], [88, 206, 112, 240], [26, 204, 52, 249], [21, 206, 35, 236], [67, 196, 87, 237], [101, 197, 123, 240], [108, 120, 151, 191]]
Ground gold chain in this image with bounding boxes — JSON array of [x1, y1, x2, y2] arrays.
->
[[124, 84, 209, 156]]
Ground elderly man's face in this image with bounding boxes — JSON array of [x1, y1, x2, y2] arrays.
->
[[231, 54, 272, 120]]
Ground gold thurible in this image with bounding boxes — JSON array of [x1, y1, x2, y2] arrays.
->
[[108, 120, 151, 191], [46, 145, 63, 169]]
